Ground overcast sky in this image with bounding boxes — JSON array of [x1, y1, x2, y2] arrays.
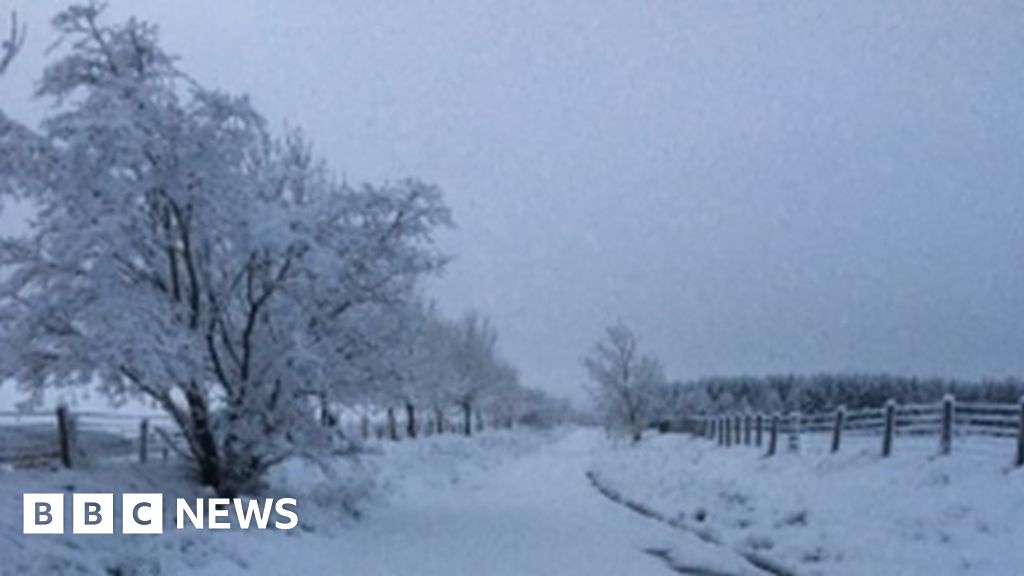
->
[[2, 1, 1023, 404]]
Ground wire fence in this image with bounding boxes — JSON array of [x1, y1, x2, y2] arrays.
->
[[662, 394, 1024, 467]]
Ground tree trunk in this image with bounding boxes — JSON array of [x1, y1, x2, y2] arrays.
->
[[462, 401, 472, 437], [405, 403, 417, 439], [628, 408, 642, 444], [185, 388, 222, 489], [435, 407, 445, 435], [319, 396, 336, 427]]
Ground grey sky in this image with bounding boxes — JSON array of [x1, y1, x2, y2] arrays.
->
[[2, 1, 1023, 404]]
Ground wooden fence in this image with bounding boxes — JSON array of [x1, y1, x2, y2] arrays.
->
[[670, 394, 1024, 466], [1, 404, 496, 469], [0, 406, 181, 468]]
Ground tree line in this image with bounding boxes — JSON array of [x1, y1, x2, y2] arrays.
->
[[582, 321, 1024, 442], [0, 4, 564, 496], [651, 373, 1024, 418]]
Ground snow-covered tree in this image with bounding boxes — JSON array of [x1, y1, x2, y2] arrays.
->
[[0, 4, 449, 495], [373, 308, 531, 436], [442, 312, 506, 436], [515, 387, 570, 429], [480, 367, 525, 429], [656, 373, 1024, 417], [582, 322, 665, 443], [359, 299, 446, 438]]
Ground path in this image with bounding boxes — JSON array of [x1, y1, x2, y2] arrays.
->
[[198, 429, 754, 575], [352, 429, 683, 575]]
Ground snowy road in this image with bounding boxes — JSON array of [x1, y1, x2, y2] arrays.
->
[[350, 429, 679, 575], [201, 430, 757, 576]]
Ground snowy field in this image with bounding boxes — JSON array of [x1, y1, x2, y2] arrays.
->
[[590, 431, 1024, 576]]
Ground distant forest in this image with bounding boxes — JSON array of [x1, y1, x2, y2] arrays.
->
[[655, 374, 1024, 417]]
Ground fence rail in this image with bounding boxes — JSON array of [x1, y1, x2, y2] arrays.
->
[[1, 403, 505, 469], [664, 394, 1024, 466], [0, 406, 182, 468]]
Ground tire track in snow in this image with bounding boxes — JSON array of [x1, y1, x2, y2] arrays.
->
[[586, 470, 799, 576]]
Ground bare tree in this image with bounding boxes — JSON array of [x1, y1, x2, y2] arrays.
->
[[583, 321, 665, 443]]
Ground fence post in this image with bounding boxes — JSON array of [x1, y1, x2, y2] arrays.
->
[[787, 411, 801, 452], [718, 417, 725, 445], [387, 407, 398, 441], [767, 413, 779, 457], [139, 418, 149, 463], [725, 415, 732, 447], [744, 414, 752, 445], [831, 406, 845, 454], [406, 404, 418, 440], [56, 404, 73, 469], [882, 399, 896, 458], [755, 414, 763, 447], [1016, 396, 1024, 467], [940, 395, 954, 456], [734, 415, 741, 446]]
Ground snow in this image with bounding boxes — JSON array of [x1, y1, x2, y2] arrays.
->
[[10, 426, 1015, 575], [590, 431, 1024, 576], [325, 428, 754, 576], [188, 428, 765, 575], [0, 428, 771, 575]]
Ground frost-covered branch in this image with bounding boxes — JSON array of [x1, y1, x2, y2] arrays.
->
[[0, 11, 26, 76]]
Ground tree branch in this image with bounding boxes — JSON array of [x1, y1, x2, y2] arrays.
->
[[0, 11, 26, 76]]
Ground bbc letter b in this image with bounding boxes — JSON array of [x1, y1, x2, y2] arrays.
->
[[72, 493, 114, 534], [23, 493, 64, 534]]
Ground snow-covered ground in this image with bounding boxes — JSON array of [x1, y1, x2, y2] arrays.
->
[[590, 431, 1024, 576], [1, 428, 779, 576], [15, 426, 1014, 575]]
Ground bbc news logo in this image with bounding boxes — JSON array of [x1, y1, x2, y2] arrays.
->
[[23, 493, 298, 534]]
